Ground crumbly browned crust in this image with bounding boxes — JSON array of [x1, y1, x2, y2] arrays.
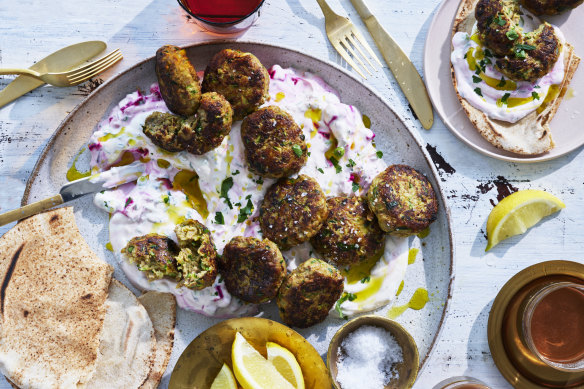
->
[[521, 0, 584, 14], [220, 236, 286, 304], [277, 258, 344, 328], [241, 106, 307, 178], [367, 164, 438, 236], [259, 175, 328, 249], [155, 45, 201, 116], [310, 196, 385, 267], [202, 49, 270, 120]]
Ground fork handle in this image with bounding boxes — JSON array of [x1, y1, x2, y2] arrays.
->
[[0, 68, 41, 77], [315, 0, 335, 16]]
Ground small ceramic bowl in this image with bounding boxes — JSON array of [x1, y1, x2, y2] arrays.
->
[[327, 315, 419, 389]]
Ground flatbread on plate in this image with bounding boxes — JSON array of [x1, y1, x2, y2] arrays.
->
[[139, 291, 176, 389], [451, 0, 581, 155], [0, 207, 113, 389]]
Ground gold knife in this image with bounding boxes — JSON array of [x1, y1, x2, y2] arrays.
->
[[0, 162, 145, 227], [0, 41, 106, 109], [349, 0, 434, 129]]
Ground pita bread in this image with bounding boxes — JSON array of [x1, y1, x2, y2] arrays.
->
[[138, 291, 176, 389], [451, 0, 581, 155], [86, 279, 156, 389], [0, 207, 113, 389]]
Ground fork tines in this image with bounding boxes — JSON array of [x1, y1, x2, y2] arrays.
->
[[67, 49, 123, 85], [331, 25, 382, 79]]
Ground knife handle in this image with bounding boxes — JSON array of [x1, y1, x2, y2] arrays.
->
[[0, 195, 64, 227], [0, 68, 41, 78]]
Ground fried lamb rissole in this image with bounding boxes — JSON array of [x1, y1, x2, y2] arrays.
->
[[241, 106, 307, 178], [367, 164, 438, 237], [259, 175, 328, 249], [202, 49, 270, 121], [475, 0, 561, 82], [122, 234, 180, 281], [277, 258, 344, 328], [155, 45, 201, 117], [521, 0, 584, 14], [143, 92, 232, 155], [174, 219, 218, 290], [310, 196, 385, 267], [122, 220, 218, 290], [220, 236, 287, 304]]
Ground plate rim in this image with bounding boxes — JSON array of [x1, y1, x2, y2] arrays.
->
[[424, 0, 584, 163], [20, 39, 455, 372]]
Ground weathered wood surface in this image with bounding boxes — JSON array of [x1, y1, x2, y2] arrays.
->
[[1, 0, 582, 388]]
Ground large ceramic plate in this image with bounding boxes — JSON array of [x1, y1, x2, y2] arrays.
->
[[425, 0, 584, 163], [21, 41, 453, 388]]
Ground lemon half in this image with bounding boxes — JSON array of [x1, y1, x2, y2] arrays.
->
[[232, 332, 295, 389], [210, 363, 237, 389], [266, 342, 305, 389], [486, 189, 565, 251]]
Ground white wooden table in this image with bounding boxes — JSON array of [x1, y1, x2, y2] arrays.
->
[[1, 0, 582, 388]]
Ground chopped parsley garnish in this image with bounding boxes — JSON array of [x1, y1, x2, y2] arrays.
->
[[337, 242, 358, 251], [125, 197, 133, 207], [501, 93, 511, 104], [474, 87, 483, 97], [335, 292, 357, 319], [475, 67, 482, 75], [330, 157, 342, 173], [253, 176, 264, 185], [346, 159, 356, 168], [484, 48, 493, 58], [506, 29, 519, 41], [214, 211, 224, 225], [515, 43, 536, 51], [127, 245, 134, 254], [532, 91, 540, 100], [333, 147, 345, 158], [472, 75, 482, 83], [376, 150, 383, 158], [352, 182, 359, 192], [494, 15, 506, 26], [237, 199, 254, 223], [220, 177, 233, 209], [232, 170, 240, 175], [162, 196, 169, 205], [464, 52, 468, 59], [497, 76, 507, 87], [317, 167, 324, 174], [361, 276, 371, 283], [292, 144, 303, 157]]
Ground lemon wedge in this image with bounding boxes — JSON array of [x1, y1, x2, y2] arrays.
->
[[232, 332, 295, 389], [486, 189, 565, 251], [210, 363, 237, 389], [266, 342, 305, 389]]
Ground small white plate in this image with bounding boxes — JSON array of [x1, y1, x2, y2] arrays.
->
[[424, 0, 584, 163]]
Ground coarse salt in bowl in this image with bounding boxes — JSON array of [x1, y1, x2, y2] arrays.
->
[[327, 315, 420, 389]]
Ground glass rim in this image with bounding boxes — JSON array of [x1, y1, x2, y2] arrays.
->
[[177, 0, 265, 27], [523, 281, 584, 372]]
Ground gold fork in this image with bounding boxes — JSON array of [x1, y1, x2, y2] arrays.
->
[[315, 0, 382, 78], [0, 49, 123, 87]]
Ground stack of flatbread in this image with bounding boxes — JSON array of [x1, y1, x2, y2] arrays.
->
[[451, 0, 581, 155], [0, 207, 176, 389]]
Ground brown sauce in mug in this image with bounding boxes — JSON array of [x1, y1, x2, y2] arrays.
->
[[530, 286, 584, 363]]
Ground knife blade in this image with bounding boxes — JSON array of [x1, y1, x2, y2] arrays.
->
[[0, 163, 144, 226], [349, 0, 434, 129], [0, 40, 106, 109]]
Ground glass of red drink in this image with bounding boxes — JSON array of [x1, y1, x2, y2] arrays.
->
[[523, 282, 584, 371], [177, 0, 265, 34]]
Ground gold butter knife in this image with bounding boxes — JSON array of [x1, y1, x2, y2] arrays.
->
[[0, 41, 106, 109], [349, 0, 434, 129]]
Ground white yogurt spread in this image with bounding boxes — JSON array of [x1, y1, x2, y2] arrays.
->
[[451, 22, 565, 123], [89, 65, 408, 318]]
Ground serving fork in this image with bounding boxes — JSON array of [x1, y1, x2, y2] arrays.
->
[[315, 0, 382, 78], [0, 49, 123, 87]]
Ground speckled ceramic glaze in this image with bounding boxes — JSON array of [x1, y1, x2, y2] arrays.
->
[[22, 41, 453, 388]]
